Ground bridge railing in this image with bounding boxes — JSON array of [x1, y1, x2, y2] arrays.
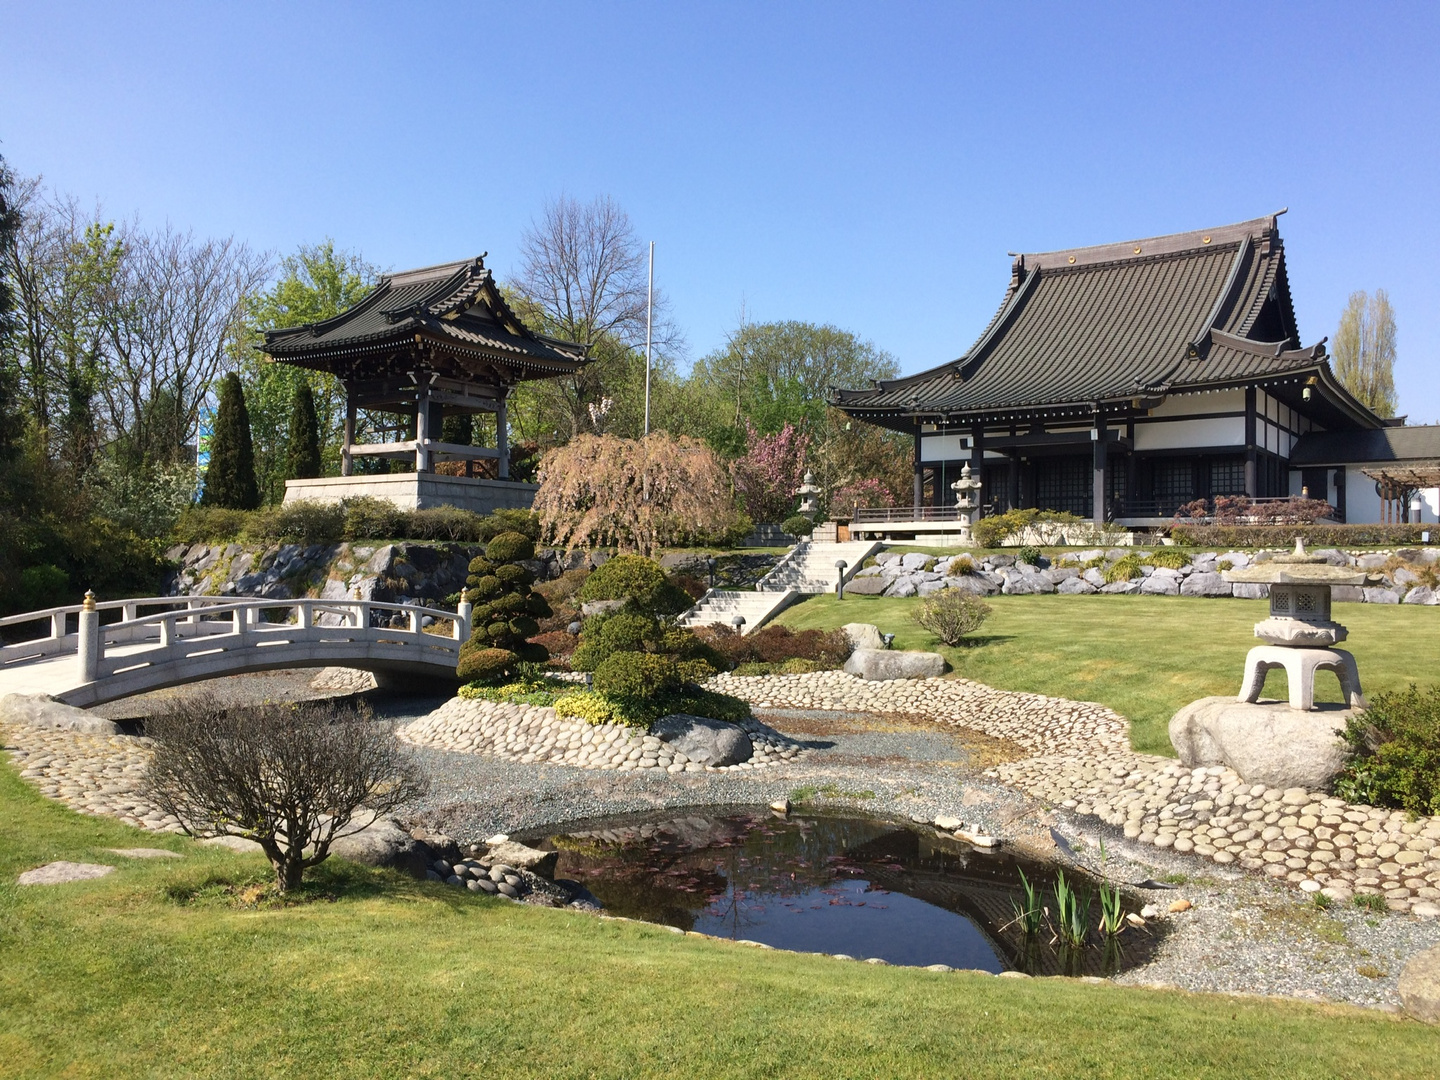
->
[[0, 596, 239, 665]]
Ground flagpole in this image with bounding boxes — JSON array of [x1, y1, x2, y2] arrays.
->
[[643, 240, 654, 436]]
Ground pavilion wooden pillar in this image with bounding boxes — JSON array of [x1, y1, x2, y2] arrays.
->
[[969, 426, 985, 519], [1244, 386, 1258, 498], [341, 392, 356, 477], [1092, 416, 1108, 528], [414, 381, 432, 473], [912, 427, 922, 510], [497, 395, 510, 480]]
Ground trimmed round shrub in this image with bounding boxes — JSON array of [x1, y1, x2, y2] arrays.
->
[[571, 611, 656, 671], [486, 531, 534, 564], [1334, 685, 1440, 814], [578, 554, 666, 603], [782, 514, 815, 538], [456, 646, 517, 684], [1016, 545, 1043, 567], [592, 651, 682, 700]]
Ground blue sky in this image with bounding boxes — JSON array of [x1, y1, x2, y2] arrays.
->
[[3, 2, 1437, 418]]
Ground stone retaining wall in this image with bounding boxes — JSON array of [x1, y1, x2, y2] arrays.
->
[[848, 547, 1440, 604]]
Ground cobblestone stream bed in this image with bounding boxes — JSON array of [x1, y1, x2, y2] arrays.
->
[[4, 667, 1439, 1011]]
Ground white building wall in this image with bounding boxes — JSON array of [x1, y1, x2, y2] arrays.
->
[[920, 434, 969, 460], [1134, 415, 1245, 451], [1147, 389, 1247, 417]]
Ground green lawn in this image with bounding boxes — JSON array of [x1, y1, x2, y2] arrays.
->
[[0, 761, 1437, 1078], [775, 594, 1440, 755]]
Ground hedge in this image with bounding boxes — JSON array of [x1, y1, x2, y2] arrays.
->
[[1170, 523, 1434, 548]]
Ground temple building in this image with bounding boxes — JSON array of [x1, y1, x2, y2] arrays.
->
[[262, 256, 586, 513], [833, 214, 1439, 536]]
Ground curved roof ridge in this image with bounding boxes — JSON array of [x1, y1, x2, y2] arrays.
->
[[1022, 213, 1281, 271]]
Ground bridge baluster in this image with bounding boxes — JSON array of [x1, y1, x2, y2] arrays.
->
[[159, 614, 174, 650], [455, 600, 472, 642], [51, 611, 66, 641], [409, 607, 421, 635], [297, 602, 311, 630]]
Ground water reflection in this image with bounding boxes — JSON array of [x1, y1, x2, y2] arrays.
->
[[523, 810, 1162, 975]]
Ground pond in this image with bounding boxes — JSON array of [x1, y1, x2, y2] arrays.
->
[[518, 808, 1165, 976]]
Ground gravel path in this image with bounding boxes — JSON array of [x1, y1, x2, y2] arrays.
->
[[6, 666, 1439, 1012]]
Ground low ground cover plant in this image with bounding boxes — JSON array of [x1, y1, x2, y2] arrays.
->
[[1334, 684, 1440, 814], [172, 500, 540, 546], [912, 590, 992, 646], [694, 623, 851, 675], [143, 696, 424, 892]]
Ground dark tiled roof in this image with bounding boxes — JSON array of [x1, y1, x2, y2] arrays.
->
[[1291, 425, 1440, 466], [262, 257, 587, 376], [834, 215, 1341, 421]]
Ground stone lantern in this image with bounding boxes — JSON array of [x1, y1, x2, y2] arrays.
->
[[1169, 538, 1372, 790], [795, 470, 821, 519], [1222, 538, 1367, 711], [949, 463, 983, 545]]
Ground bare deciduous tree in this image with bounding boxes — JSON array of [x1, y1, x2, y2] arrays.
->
[[509, 195, 682, 441], [144, 697, 425, 892], [1333, 289, 1398, 417]]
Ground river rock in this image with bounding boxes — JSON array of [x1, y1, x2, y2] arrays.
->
[[842, 623, 886, 651], [1168, 696, 1355, 789], [330, 816, 431, 877], [843, 649, 946, 681], [485, 840, 561, 879], [0, 694, 120, 735], [1400, 945, 1440, 1023], [651, 713, 753, 767]]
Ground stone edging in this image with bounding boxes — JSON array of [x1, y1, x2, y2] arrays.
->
[[396, 697, 810, 773]]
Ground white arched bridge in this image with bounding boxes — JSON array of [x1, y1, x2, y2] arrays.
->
[[0, 594, 472, 707]]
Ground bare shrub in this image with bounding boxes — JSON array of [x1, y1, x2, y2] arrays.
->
[[912, 590, 992, 646], [143, 697, 424, 892], [694, 623, 851, 669]]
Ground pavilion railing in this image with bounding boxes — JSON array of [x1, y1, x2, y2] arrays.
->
[[851, 506, 965, 524]]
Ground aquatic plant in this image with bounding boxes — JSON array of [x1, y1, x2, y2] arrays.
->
[[1011, 867, 1043, 937], [1097, 883, 1125, 937], [1053, 870, 1091, 948]]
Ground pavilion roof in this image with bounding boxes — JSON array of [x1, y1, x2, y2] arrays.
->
[[832, 215, 1380, 430], [1291, 424, 1440, 469], [262, 256, 587, 382]]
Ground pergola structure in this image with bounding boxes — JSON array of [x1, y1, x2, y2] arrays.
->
[[262, 256, 586, 512], [1364, 464, 1440, 524]]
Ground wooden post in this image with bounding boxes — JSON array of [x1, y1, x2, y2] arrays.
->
[[414, 381, 431, 473], [1092, 418, 1108, 528], [1244, 386, 1258, 498], [342, 391, 356, 477], [970, 425, 985, 520], [912, 428, 922, 510], [497, 396, 510, 480]]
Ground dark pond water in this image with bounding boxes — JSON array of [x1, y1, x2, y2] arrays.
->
[[519, 809, 1164, 976]]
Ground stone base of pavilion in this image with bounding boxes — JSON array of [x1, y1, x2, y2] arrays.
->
[[283, 474, 538, 514]]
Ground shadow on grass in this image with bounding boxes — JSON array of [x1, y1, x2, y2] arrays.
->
[[159, 856, 482, 912]]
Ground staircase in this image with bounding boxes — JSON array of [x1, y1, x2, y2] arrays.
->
[[678, 540, 882, 634], [756, 539, 882, 594]]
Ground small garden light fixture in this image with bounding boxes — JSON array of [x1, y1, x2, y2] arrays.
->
[[707, 556, 717, 589], [881, 632, 895, 650], [835, 559, 848, 599], [731, 615, 746, 633]]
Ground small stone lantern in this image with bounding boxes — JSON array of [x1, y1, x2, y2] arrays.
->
[[796, 470, 821, 519], [1223, 539, 1368, 711], [950, 463, 983, 545]]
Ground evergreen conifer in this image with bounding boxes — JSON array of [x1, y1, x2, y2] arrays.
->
[[286, 381, 322, 480], [201, 372, 260, 509]]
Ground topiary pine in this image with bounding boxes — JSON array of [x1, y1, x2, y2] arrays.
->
[[456, 530, 552, 683]]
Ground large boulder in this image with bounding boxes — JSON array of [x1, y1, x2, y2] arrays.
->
[[485, 840, 560, 880], [0, 694, 120, 735], [843, 575, 889, 596], [329, 816, 432, 878], [1139, 575, 1179, 596], [1400, 945, 1440, 1023], [842, 623, 886, 651], [1180, 571, 1232, 597], [652, 713, 753, 767], [1168, 696, 1355, 789], [1057, 576, 1096, 595], [843, 649, 946, 681]]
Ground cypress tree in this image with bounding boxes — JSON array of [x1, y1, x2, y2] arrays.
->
[[201, 372, 260, 509], [285, 381, 322, 480]]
